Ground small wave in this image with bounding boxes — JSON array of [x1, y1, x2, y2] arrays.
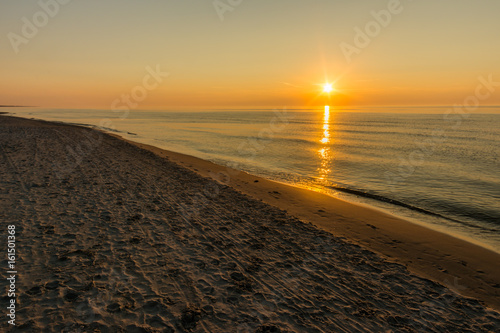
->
[[325, 185, 492, 231]]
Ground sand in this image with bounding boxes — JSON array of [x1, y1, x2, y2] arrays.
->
[[135, 141, 500, 311], [1, 115, 499, 332]]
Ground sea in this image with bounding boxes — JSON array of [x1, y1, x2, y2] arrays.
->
[[6, 106, 500, 253]]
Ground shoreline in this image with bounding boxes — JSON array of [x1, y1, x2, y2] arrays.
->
[[1, 114, 500, 331], [124, 135, 499, 255], [122, 136, 500, 311], [5, 110, 497, 254]]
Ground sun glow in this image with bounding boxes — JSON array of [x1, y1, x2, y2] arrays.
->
[[323, 83, 334, 93]]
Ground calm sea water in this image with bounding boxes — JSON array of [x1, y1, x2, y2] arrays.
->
[[7, 107, 500, 252]]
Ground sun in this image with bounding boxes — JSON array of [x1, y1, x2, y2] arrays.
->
[[323, 83, 334, 93]]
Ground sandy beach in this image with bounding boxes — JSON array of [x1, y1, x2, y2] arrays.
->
[[1, 115, 500, 332]]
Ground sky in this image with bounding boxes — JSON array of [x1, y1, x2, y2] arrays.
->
[[0, 0, 499, 109]]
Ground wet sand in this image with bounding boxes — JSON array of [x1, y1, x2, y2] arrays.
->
[[1, 115, 499, 332]]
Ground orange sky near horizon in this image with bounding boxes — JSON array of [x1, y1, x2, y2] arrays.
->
[[0, 0, 499, 110]]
